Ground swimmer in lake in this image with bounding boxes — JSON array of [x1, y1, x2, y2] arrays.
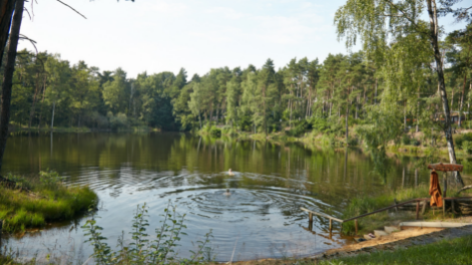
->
[[224, 189, 231, 196], [228, 168, 234, 176]]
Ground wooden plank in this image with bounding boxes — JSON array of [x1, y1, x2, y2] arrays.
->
[[300, 207, 344, 223]]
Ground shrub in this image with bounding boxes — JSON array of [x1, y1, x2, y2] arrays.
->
[[401, 134, 411, 145], [82, 202, 213, 264], [210, 127, 221, 138], [287, 120, 311, 137], [463, 141, 472, 155]]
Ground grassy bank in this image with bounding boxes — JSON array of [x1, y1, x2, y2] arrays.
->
[[319, 234, 472, 265], [0, 170, 98, 233]]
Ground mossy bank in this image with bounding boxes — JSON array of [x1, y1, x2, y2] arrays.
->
[[0, 170, 98, 233]]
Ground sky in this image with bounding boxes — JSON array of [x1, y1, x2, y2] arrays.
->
[[18, 0, 468, 79]]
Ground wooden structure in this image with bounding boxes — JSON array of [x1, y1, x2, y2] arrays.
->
[[427, 163, 463, 215], [301, 163, 469, 235], [302, 196, 472, 235], [427, 163, 463, 172]]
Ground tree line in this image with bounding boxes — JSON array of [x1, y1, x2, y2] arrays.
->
[[6, 29, 471, 139]]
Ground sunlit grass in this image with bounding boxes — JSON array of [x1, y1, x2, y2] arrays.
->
[[341, 184, 432, 234], [0, 170, 98, 233], [319, 234, 472, 265]]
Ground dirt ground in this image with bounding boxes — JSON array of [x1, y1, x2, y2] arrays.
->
[[229, 225, 472, 265]]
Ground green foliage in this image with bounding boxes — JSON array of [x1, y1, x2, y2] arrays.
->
[[401, 135, 411, 145], [286, 120, 312, 137], [210, 127, 221, 138], [0, 170, 98, 233], [341, 184, 429, 235], [82, 202, 213, 265], [321, 234, 472, 265], [463, 141, 472, 155]]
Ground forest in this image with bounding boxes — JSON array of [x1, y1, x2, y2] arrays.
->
[[6, 23, 471, 144]]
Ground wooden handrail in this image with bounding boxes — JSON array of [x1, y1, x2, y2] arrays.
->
[[301, 196, 472, 234], [300, 207, 344, 223], [343, 198, 430, 222]]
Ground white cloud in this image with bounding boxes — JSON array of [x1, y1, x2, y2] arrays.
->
[[150, 1, 188, 16], [206, 7, 245, 19]]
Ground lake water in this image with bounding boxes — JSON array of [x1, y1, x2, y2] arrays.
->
[[2, 132, 440, 262]]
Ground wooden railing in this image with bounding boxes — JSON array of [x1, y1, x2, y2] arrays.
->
[[301, 196, 472, 235]]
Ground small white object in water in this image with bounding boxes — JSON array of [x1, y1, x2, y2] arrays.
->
[[224, 189, 231, 196], [228, 168, 234, 176]]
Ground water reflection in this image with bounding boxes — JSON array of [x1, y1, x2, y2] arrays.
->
[[1, 132, 446, 262]]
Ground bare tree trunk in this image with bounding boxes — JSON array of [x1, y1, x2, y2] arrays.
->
[[458, 51, 469, 127], [0, 0, 24, 171], [51, 101, 56, 130], [416, 86, 420, 133], [0, 0, 15, 66], [427, 0, 464, 186], [404, 101, 407, 132], [374, 79, 378, 104], [37, 76, 47, 130], [29, 72, 41, 129]]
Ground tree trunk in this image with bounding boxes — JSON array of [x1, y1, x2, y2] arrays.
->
[[345, 102, 349, 142], [0, 0, 15, 67], [374, 79, 378, 104], [28, 72, 41, 129], [416, 86, 420, 133], [404, 101, 407, 132], [426, 0, 464, 186], [51, 101, 56, 130], [0, 0, 24, 171], [458, 52, 469, 127], [37, 76, 47, 130]]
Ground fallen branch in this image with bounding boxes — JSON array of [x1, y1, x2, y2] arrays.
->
[[455, 185, 472, 195]]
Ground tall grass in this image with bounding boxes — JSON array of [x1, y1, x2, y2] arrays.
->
[[82, 202, 213, 265], [341, 184, 430, 234], [0, 170, 98, 233]]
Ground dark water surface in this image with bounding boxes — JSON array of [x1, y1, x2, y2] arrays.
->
[[2, 133, 435, 262]]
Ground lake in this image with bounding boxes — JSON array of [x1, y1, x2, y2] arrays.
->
[[2, 132, 436, 262]]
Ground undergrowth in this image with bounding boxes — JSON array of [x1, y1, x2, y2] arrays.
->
[[82, 202, 213, 264], [0, 170, 98, 233], [341, 184, 430, 235]]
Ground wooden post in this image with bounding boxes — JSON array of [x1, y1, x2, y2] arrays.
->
[[443, 176, 447, 216], [416, 201, 420, 220], [354, 219, 358, 235], [309, 212, 313, 223], [329, 219, 333, 232], [0, 219, 2, 249], [421, 200, 427, 215]]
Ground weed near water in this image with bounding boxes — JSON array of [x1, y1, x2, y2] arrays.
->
[[0, 170, 98, 233], [82, 202, 213, 265], [341, 184, 430, 235]]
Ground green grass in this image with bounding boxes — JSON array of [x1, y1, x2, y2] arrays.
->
[[319, 234, 472, 265], [0, 170, 98, 233], [341, 184, 432, 235]]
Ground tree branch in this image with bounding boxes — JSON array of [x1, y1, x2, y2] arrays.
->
[[56, 0, 87, 19]]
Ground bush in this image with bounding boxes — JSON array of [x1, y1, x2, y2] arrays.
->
[[82, 203, 213, 264], [463, 141, 472, 155], [287, 120, 311, 137], [210, 127, 221, 138], [401, 134, 411, 145], [312, 118, 329, 132], [455, 132, 472, 150]]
